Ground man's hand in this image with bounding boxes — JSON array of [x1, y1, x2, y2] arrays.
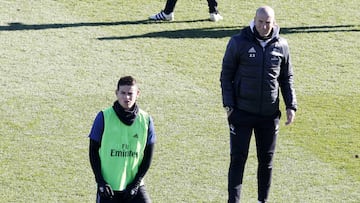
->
[[123, 181, 140, 201], [224, 106, 234, 117], [285, 109, 295, 125], [98, 183, 114, 199]]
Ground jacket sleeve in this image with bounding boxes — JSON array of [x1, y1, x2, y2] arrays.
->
[[278, 38, 297, 111], [89, 139, 106, 185], [220, 36, 240, 107]]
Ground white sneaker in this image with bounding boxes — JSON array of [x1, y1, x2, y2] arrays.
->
[[149, 11, 174, 21], [209, 12, 223, 22]]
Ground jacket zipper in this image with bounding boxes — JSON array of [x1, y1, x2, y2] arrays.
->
[[259, 45, 266, 114]]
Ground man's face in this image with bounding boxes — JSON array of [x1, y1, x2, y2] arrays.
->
[[115, 85, 139, 110], [254, 12, 275, 37]]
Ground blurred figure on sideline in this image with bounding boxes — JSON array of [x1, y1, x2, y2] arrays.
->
[[149, 0, 223, 22], [220, 6, 297, 203], [89, 76, 156, 203]]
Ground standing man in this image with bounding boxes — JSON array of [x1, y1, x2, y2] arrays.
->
[[89, 76, 156, 203], [220, 6, 297, 203], [149, 0, 223, 22]]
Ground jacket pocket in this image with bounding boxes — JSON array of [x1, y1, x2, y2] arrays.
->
[[238, 77, 257, 100]]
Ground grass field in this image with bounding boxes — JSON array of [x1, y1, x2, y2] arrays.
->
[[1, 0, 359, 202]]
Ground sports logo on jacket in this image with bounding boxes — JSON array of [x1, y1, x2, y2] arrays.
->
[[270, 49, 283, 61], [248, 47, 256, 58]]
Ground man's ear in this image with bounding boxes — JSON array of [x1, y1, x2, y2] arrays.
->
[[137, 89, 141, 97]]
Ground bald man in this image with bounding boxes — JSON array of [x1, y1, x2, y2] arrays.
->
[[220, 6, 297, 203]]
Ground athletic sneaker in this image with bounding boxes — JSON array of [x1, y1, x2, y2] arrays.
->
[[149, 11, 174, 21], [209, 12, 223, 22]]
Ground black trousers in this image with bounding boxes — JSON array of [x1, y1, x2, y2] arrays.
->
[[227, 109, 280, 203], [96, 185, 151, 203], [164, 0, 219, 14]]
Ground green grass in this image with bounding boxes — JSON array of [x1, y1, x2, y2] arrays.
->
[[1, 0, 359, 202]]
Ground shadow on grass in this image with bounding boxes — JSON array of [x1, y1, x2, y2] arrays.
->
[[281, 25, 360, 34], [98, 24, 360, 40], [0, 20, 358, 40], [99, 26, 244, 39], [0, 19, 207, 31]]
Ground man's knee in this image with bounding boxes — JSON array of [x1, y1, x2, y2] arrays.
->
[[257, 152, 274, 168]]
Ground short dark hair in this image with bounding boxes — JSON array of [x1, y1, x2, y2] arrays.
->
[[117, 76, 137, 90]]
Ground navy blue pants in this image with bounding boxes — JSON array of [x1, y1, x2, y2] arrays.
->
[[96, 186, 151, 203], [164, 0, 219, 14], [227, 109, 280, 203]]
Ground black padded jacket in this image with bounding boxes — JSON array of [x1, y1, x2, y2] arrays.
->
[[220, 24, 297, 116]]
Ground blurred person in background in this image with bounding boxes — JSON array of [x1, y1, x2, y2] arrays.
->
[[149, 0, 223, 22]]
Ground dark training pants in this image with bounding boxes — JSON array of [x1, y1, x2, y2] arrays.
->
[[164, 0, 219, 14], [96, 185, 151, 203], [227, 109, 280, 203]]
